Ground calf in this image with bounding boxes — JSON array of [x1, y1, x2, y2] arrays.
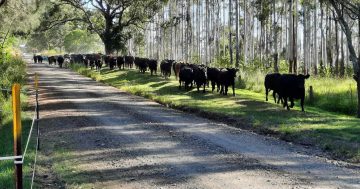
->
[[179, 66, 194, 90], [218, 68, 239, 96], [264, 73, 282, 103], [279, 74, 310, 111], [148, 59, 158, 76], [95, 54, 103, 71]]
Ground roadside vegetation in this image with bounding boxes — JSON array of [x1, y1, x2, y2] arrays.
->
[[70, 63, 360, 163], [0, 45, 36, 188]]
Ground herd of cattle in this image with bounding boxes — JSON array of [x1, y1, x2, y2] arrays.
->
[[33, 53, 310, 111]]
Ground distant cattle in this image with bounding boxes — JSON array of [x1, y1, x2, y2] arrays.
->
[[279, 74, 310, 111], [160, 59, 174, 78], [207, 67, 221, 92], [148, 59, 158, 76], [33, 55, 37, 63], [179, 66, 194, 90], [173, 62, 184, 80], [135, 57, 148, 73], [57, 56, 65, 68], [117, 56, 125, 70], [264, 73, 282, 103], [95, 54, 103, 71], [192, 65, 207, 93], [37, 55, 43, 63], [125, 56, 134, 69], [109, 56, 116, 70], [218, 68, 238, 96], [48, 56, 56, 65]]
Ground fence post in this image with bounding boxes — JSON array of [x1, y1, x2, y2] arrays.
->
[[12, 83, 23, 189], [35, 73, 40, 150], [309, 86, 314, 104]]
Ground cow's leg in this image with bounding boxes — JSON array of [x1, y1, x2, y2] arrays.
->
[[301, 97, 305, 112], [290, 98, 295, 108], [273, 91, 277, 103], [284, 97, 290, 110], [203, 83, 206, 93], [266, 88, 269, 101], [211, 81, 215, 92], [179, 80, 181, 89]]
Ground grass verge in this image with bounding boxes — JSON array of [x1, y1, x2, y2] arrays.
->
[[0, 94, 37, 189], [70, 64, 360, 163]]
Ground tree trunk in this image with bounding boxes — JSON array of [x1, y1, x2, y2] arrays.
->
[[313, 0, 318, 75], [328, 1, 360, 117], [235, 0, 239, 67], [229, 0, 233, 65], [273, 0, 279, 72]]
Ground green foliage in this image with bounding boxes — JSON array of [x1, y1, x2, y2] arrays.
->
[[64, 29, 103, 53]]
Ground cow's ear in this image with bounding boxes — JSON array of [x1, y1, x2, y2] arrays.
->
[[305, 74, 310, 79]]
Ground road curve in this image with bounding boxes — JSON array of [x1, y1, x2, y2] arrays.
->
[[28, 63, 360, 189]]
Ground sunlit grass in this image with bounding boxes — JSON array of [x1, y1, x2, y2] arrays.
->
[[70, 63, 360, 162]]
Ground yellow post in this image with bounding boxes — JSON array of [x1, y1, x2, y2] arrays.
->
[[12, 83, 22, 189]]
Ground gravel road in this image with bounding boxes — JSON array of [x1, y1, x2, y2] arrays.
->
[[28, 63, 360, 189]]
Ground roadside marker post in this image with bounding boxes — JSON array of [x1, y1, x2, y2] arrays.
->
[[12, 83, 23, 189], [35, 73, 40, 150]]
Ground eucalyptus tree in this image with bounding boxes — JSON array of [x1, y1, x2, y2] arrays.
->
[[43, 0, 167, 54], [326, 0, 360, 117]]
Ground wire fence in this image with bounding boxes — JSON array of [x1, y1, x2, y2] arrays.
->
[[0, 76, 40, 189]]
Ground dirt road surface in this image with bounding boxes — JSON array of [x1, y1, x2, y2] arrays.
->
[[28, 63, 360, 189]]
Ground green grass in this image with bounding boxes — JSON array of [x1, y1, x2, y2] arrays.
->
[[239, 69, 358, 115], [70, 64, 360, 163], [0, 95, 37, 189]]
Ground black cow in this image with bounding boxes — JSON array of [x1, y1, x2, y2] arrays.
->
[[109, 56, 116, 70], [33, 55, 37, 63], [264, 73, 282, 103], [125, 56, 134, 69], [48, 56, 56, 65], [36, 55, 43, 63], [279, 74, 310, 111], [95, 54, 103, 71], [207, 67, 221, 92], [117, 56, 125, 70], [179, 66, 194, 90], [160, 59, 174, 78], [135, 57, 148, 73], [148, 59, 158, 76], [218, 68, 239, 96], [193, 65, 207, 93], [57, 56, 64, 68]]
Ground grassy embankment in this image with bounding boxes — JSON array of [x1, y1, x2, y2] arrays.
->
[[70, 63, 360, 163], [0, 54, 35, 188]]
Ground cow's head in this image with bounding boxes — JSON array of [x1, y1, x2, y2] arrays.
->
[[297, 74, 310, 88], [227, 68, 239, 78]]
